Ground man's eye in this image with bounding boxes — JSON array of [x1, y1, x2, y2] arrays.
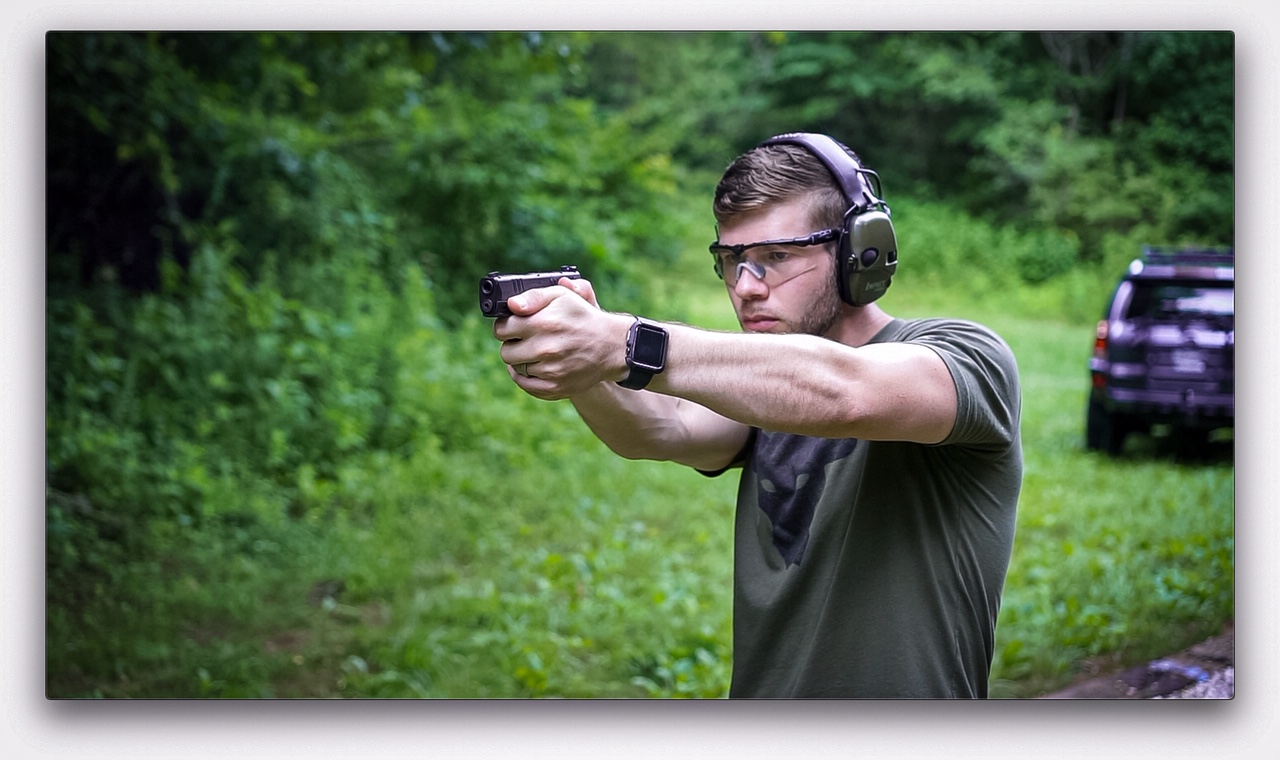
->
[[765, 250, 791, 263]]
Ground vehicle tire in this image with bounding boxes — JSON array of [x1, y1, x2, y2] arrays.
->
[[1173, 426, 1212, 460], [1086, 400, 1130, 455]]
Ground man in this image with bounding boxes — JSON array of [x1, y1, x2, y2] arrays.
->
[[491, 133, 1022, 698]]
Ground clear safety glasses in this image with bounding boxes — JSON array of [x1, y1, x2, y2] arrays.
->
[[709, 229, 839, 288]]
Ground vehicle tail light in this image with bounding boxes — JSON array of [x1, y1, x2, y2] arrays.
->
[[1091, 320, 1108, 389]]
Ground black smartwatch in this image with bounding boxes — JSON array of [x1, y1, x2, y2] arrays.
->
[[617, 316, 668, 390]]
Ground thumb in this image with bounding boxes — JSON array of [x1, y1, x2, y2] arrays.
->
[[561, 276, 600, 308], [506, 284, 566, 316]]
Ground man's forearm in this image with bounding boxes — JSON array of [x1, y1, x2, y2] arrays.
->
[[569, 380, 702, 463], [646, 324, 856, 436], [566, 335, 754, 472], [567, 316, 953, 468], [642, 323, 956, 444]]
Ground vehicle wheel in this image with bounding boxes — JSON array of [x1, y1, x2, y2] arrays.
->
[[1086, 400, 1130, 455], [1173, 426, 1212, 460]]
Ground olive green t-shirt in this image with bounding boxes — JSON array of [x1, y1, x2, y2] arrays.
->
[[726, 318, 1022, 698]]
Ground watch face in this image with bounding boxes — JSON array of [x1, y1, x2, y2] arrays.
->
[[631, 323, 667, 371]]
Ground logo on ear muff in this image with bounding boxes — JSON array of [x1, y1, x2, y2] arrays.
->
[[759, 132, 898, 307]]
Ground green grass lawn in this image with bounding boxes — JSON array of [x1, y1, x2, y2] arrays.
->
[[46, 245, 1234, 700]]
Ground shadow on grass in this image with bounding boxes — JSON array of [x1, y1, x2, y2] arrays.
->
[[1103, 426, 1234, 467]]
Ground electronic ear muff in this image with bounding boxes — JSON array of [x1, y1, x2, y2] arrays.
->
[[759, 132, 898, 307]]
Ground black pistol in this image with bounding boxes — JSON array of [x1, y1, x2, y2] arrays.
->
[[478, 265, 582, 318]]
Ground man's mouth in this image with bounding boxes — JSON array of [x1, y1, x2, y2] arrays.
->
[[741, 314, 781, 331]]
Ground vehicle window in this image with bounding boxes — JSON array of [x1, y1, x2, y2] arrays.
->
[[1125, 282, 1234, 319]]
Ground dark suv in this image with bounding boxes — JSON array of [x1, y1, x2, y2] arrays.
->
[[1085, 246, 1234, 455]]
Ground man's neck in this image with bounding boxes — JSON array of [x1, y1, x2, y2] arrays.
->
[[828, 303, 894, 347]]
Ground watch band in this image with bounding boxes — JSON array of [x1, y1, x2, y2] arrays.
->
[[617, 367, 654, 390], [617, 316, 668, 390]]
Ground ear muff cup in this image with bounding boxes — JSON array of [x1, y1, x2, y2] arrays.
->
[[759, 133, 898, 307], [841, 209, 897, 306]]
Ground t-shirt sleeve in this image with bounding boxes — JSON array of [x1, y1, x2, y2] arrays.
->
[[906, 320, 1021, 448]]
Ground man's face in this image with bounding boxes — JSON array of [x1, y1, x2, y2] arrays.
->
[[714, 198, 845, 337]]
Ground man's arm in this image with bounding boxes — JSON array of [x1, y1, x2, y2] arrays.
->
[[493, 279, 957, 465], [648, 324, 957, 444], [568, 377, 753, 471]]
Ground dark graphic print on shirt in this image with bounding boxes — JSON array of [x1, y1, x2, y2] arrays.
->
[[752, 432, 860, 566]]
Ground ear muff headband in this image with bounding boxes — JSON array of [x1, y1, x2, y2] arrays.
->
[[758, 132, 898, 306], [760, 132, 881, 211]]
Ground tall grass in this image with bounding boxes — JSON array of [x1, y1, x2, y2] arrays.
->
[[46, 194, 1233, 699]]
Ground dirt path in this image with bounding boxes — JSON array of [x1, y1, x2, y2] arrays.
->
[[1040, 623, 1234, 699]]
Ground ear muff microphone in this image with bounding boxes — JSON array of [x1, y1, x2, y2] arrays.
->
[[759, 132, 898, 307]]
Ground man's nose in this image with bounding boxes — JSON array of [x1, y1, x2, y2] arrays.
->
[[733, 260, 769, 298]]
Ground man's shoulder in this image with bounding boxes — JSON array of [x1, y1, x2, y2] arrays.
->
[[876, 316, 1008, 348], [882, 317, 1021, 393]]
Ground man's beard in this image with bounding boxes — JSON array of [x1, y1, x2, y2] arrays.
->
[[793, 281, 845, 338]]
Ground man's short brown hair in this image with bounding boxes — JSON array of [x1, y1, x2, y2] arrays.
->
[[712, 142, 861, 231]]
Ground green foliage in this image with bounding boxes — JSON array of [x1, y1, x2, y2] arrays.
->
[[753, 31, 1233, 260], [890, 198, 1084, 296], [47, 32, 691, 319], [572, 32, 775, 171]]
